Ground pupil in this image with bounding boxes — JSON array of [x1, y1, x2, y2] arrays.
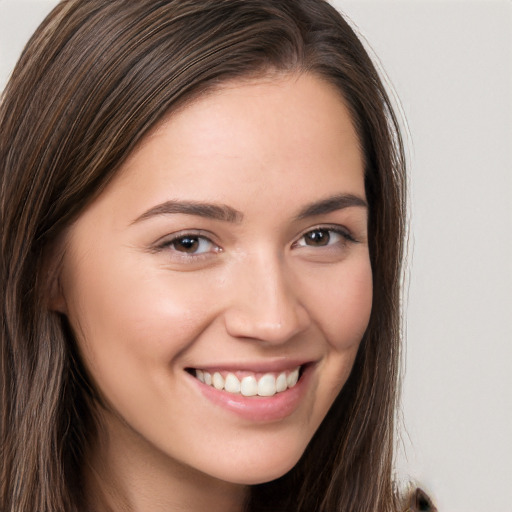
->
[[306, 230, 329, 246], [176, 237, 199, 252]]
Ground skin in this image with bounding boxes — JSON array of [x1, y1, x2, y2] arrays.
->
[[53, 73, 373, 512]]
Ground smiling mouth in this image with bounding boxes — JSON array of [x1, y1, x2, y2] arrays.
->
[[188, 366, 302, 397]]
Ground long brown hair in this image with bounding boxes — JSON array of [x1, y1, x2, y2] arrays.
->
[[0, 1, 406, 510]]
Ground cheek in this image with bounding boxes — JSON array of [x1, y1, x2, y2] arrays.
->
[[310, 258, 373, 350], [299, 257, 372, 419], [61, 248, 220, 393]]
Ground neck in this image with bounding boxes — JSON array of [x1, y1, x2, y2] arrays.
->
[[83, 410, 248, 512]]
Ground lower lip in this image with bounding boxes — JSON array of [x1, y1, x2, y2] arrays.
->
[[188, 365, 314, 422]]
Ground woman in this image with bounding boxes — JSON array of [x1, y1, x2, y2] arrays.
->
[[0, 0, 425, 511]]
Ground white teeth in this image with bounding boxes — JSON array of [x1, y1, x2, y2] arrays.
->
[[276, 372, 287, 392], [196, 366, 302, 396], [212, 372, 224, 390], [258, 374, 276, 396], [287, 368, 299, 388], [240, 375, 258, 396], [224, 373, 241, 393]]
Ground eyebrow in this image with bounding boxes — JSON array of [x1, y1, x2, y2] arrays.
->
[[131, 193, 367, 225], [131, 200, 243, 224], [295, 193, 368, 220]]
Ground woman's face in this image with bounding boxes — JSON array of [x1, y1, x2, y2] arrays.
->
[[56, 73, 372, 487]]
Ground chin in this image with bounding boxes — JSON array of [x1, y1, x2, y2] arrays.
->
[[200, 438, 307, 486]]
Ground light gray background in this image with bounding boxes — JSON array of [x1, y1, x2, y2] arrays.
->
[[1, 1, 511, 510]]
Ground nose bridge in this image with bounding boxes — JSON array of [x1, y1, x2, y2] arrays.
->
[[224, 250, 310, 343]]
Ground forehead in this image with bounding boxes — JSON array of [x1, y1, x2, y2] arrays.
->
[[156, 71, 360, 155], [80, 72, 365, 227]]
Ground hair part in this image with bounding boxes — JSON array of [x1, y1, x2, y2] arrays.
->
[[0, 1, 406, 511]]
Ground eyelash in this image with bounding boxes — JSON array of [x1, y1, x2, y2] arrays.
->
[[155, 225, 357, 260], [156, 230, 220, 258], [292, 226, 358, 249]]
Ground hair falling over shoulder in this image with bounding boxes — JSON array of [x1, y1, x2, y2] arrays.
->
[[1, 1, 408, 510]]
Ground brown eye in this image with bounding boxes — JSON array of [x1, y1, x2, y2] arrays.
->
[[158, 232, 219, 258], [172, 236, 200, 253], [303, 229, 331, 246], [294, 227, 352, 250]]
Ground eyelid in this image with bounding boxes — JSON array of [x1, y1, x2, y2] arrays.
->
[[152, 229, 221, 255], [292, 224, 358, 247]]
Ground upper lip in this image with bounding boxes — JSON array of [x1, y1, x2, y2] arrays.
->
[[186, 358, 317, 373]]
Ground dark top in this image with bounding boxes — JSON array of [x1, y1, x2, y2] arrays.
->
[[404, 488, 438, 512]]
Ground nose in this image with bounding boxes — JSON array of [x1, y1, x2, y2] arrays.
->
[[223, 253, 311, 344]]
